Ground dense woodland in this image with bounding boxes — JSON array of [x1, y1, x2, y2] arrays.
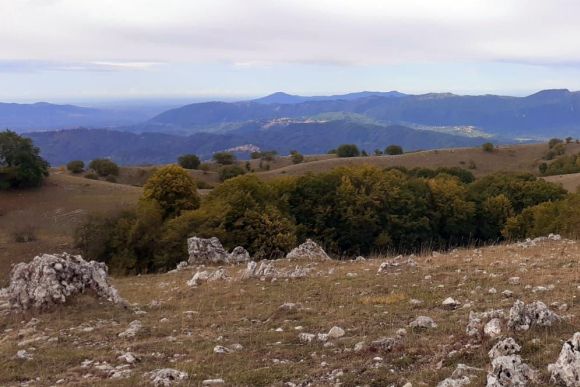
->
[[75, 164, 577, 275]]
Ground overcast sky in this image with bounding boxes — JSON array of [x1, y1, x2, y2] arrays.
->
[[2, 0, 580, 102]]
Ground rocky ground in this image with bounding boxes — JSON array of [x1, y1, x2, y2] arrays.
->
[[1, 237, 579, 386]]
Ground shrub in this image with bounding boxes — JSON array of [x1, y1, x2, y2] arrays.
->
[[66, 160, 85, 174], [212, 152, 236, 165], [0, 130, 49, 189], [544, 143, 566, 160], [12, 225, 37, 243], [105, 175, 117, 183], [548, 138, 563, 148], [336, 144, 360, 157], [88, 158, 119, 177], [84, 173, 99, 180], [290, 151, 304, 164], [219, 165, 246, 181], [142, 165, 200, 218], [177, 154, 200, 169], [482, 142, 495, 152], [385, 144, 403, 155]]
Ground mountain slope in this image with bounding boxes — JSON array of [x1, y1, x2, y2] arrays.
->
[[26, 121, 489, 165], [146, 89, 580, 137], [252, 91, 407, 104]]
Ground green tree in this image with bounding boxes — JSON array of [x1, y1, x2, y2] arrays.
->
[[482, 142, 495, 152], [212, 152, 236, 165], [219, 165, 246, 181], [0, 130, 49, 189], [290, 151, 304, 164], [177, 154, 201, 169], [142, 165, 200, 218], [336, 144, 360, 157], [88, 158, 119, 177], [385, 144, 403, 155], [66, 160, 84, 174]]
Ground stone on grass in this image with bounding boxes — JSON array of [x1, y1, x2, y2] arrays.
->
[[507, 300, 560, 331], [486, 355, 537, 386], [148, 368, 188, 386], [187, 268, 229, 287], [187, 237, 229, 264], [228, 246, 250, 263], [377, 255, 417, 273], [3, 253, 124, 311], [370, 337, 401, 352], [548, 332, 580, 386], [483, 318, 502, 338], [442, 297, 461, 310], [202, 379, 225, 386], [327, 326, 345, 339], [488, 338, 521, 359], [286, 239, 330, 260], [118, 320, 142, 338], [241, 261, 309, 280], [438, 364, 483, 387], [409, 316, 437, 329]]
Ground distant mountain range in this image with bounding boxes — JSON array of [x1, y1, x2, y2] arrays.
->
[[27, 121, 489, 166]]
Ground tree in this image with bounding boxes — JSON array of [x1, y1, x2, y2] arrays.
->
[[177, 154, 200, 169], [142, 165, 200, 218], [219, 165, 246, 181], [549, 138, 563, 148], [290, 151, 304, 164], [374, 149, 383, 156], [88, 158, 119, 177], [67, 160, 85, 174], [385, 144, 403, 155], [212, 152, 236, 165], [336, 144, 360, 158], [0, 130, 49, 189], [482, 143, 495, 152]]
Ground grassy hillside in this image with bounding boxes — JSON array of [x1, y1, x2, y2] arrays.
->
[[543, 172, 580, 192], [0, 173, 142, 284], [0, 239, 578, 385]]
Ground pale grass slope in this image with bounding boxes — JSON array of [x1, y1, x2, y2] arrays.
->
[[0, 239, 578, 386]]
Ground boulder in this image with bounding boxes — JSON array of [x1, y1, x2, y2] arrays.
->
[[409, 316, 437, 329], [147, 368, 188, 386], [3, 253, 124, 311], [438, 364, 483, 387], [466, 309, 505, 339], [488, 337, 521, 359], [228, 246, 250, 263], [187, 268, 229, 287], [548, 332, 580, 386], [507, 300, 560, 331], [241, 261, 310, 280], [483, 318, 502, 338], [442, 297, 462, 310], [486, 355, 537, 386], [187, 237, 229, 264], [286, 239, 330, 260]]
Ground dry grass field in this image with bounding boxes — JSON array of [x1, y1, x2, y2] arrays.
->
[[0, 172, 142, 284], [0, 239, 578, 386], [543, 172, 580, 193]]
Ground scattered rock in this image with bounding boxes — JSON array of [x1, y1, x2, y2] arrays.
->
[[438, 364, 483, 387], [3, 253, 124, 311], [483, 318, 502, 338], [16, 349, 34, 360], [370, 336, 401, 352], [488, 338, 521, 359], [286, 239, 330, 260], [548, 332, 580, 386], [377, 255, 417, 273], [466, 309, 505, 339], [507, 300, 560, 331], [327, 326, 345, 339], [202, 379, 225, 386], [241, 261, 309, 280], [228, 246, 250, 263], [486, 355, 537, 386], [213, 345, 232, 354], [147, 368, 188, 386], [187, 237, 229, 264], [442, 297, 462, 310], [187, 268, 229, 287], [118, 320, 142, 338], [409, 316, 437, 329], [117, 352, 139, 364]]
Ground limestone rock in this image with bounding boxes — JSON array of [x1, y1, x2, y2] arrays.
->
[[438, 364, 483, 387], [465, 309, 505, 339], [228, 246, 250, 263], [187, 268, 229, 287], [377, 255, 417, 273], [147, 368, 188, 386], [484, 318, 502, 338], [327, 326, 345, 339], [3, 253, 124, 311], [488, 338, 521, 359], [118, 320, 142, 338], [486, 355, 537, 386], [442, 297, 462, 310], [507, 300, 560, 331], [370, 337, 400, 352], [548, 332, 580, 386], [409, 316, 437, 329], [241, 261, 309, 280], [286, 239, 330, 260], [187, 237, 229, 264]]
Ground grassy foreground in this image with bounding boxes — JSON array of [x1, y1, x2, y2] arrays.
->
[[0, 239, 578, 386]]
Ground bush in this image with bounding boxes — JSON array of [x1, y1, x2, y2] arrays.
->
[[85, 173, 99, 180], [212, 152, 236, 165], [177, 154, 200, 169], [12, 225, 37, 243], [88, 158, 119, 177], [105, 175, 117, 183], [336, 144, 360, 158], [385, 144, 403, 155], [549, 138, 563, 148], [66, 160, 85, 174], [219, 165, 246, 181], [142, 165, 200, 218], [0, 130, 49, 189], [482, 142, 495, 152], [290, 151, 304, 164]]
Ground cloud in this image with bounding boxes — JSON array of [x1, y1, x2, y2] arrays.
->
[[0, 60, 163, 73], [2, 0, 580, 68]]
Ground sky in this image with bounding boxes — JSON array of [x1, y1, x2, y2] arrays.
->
[[3, 0, 580, 103]]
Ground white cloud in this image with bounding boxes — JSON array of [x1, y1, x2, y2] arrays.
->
[[1, 0, 580, 67]]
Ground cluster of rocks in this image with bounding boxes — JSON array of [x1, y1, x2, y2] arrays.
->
[[548, 332, 580, 385], [286, 239, 330, 260], [241, 261, 310, 281], [298, 326, 346, 344], [377, 255, 417, 273], [515, 233, 562, 248], [437, 364, 483, 387], [1, 253, 124, 311], [147, 368, 188, 386], [187, 268, 230, 287], [486, 337, 537, 386], [187, 237, 250, 265]]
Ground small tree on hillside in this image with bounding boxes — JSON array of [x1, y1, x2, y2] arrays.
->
[[142, 165, 200, 218], [89, 158, 119, 177], [219, 165, 246, 181], [212, 152, 236, 165], [177, 154, 201, 170], [336, 144, 360, 157], [290, 150, 304, 164], [67, 160, 85, 174], [385, 144, 403, 155], [482, 143, 495, 152], [0, 130, 49, 189]]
